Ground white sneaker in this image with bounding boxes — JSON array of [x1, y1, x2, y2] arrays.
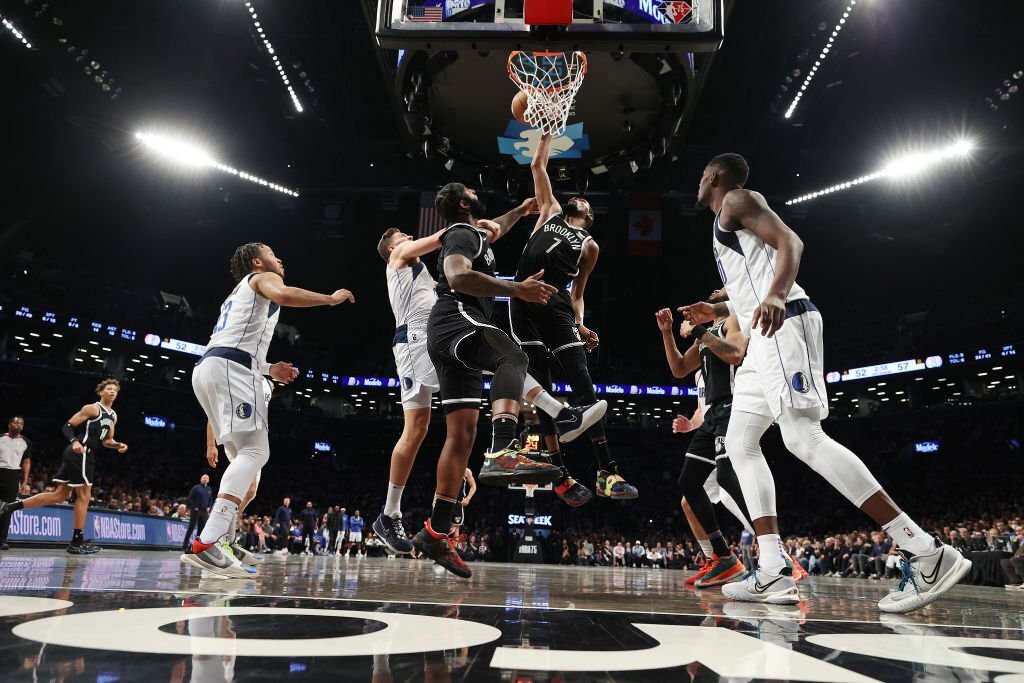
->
[[230, 543, 265, 566], [181, 543, 257, 579], [721, 567, 799, 605], [877, 539, 972, 614]]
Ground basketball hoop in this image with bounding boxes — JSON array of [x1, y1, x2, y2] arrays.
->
[[508, 50, 587, 137]]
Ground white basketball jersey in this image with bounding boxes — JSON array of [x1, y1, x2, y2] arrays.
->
[[207, 273, 281, 361], [386, 261, 436, 330], [712, 210, 808, 335]]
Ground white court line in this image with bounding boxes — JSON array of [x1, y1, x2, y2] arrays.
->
[[1, 583, 1021, 631]]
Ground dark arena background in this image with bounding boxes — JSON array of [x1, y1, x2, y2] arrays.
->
[[0, 1, 1023, 681]]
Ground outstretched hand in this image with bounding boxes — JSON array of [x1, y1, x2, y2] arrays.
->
[[330, 289, 355, 306], [655, 308, 674, 332], [515, 270, 558, 304], [672, 415, 698, 434], [270, 362, 299, 384], [677, 301, 716, 324]]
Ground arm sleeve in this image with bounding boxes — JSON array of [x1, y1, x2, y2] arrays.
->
[[61, 423, 77, 443], [440, 226, 482, 262]]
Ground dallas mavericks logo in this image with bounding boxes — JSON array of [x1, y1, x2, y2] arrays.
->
[[235, 402, 253, 419], [791, 372, 811, 394], [403, 377, 414, 391]]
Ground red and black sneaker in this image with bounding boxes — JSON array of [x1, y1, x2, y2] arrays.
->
[[411, 520, 472, 579], [554, 470, 593, 507], [478, 441, 562, 487]]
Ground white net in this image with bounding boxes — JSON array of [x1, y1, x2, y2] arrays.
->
[[507, 51, 587, 137]]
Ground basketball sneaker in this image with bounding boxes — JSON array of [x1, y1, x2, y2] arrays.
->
[[478, 440, 561, 487], [554, 470, 593, 507], [686, 559, 713, 586], [373, 512, 414, 554], [225, 541, 264, 566], [785, 553, 809, 582], [721, 566, 800, 605], [877, 538, 972, 614], [181, 540, 258, 579], [695, 553, 746, 588], [595, 469, 638, 499], [411, 521, 471, 579], [554, 400, 609, 443]]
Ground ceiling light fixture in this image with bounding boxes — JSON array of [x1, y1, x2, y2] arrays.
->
[[244, 2, 303, 113], [1, 14, 32, 48], [784, 0, 856, 119]]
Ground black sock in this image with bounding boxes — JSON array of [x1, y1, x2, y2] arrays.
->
[[71, 528, 84, 545], [708, 531, 730, 558], [7, 500, 24, 513], [548, 450, 566, 468], [490, 415, 518, 453], [593, 439, 613, 471], [429, 498, 456, 534]]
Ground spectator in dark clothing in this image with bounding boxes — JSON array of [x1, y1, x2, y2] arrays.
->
[[300, 501, 319, 555], [272, 497, 293, 552], [326, 506, 343, 553], [1000, 542, 1024, 587], [948, 529, 969, 553], [182, 474, 212, 551]]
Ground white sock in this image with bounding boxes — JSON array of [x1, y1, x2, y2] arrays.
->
[[698, 539, 713, 559], [384, 483, 404, 517], [227, 512, 238, 544], [199, 498, 239, 545], [531, 389, 565, 418], [757, 533, 787, 575], [883, 511, 933, 555]]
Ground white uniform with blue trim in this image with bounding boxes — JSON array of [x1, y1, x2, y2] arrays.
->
[[193, 273, 281, 442], [387, 261, 440, 410], [713, 211, 828, 420]]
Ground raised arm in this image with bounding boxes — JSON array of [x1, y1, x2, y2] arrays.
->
[[722, 189, 804, 337], [683, 315, 748, 366], [390, 229, 447, 266], [251, 271, 355, 308], [530, 134, 561, 221], [570, 239, 600, 351], [655, 308, 700, 378], [489, 198, 538, 239]]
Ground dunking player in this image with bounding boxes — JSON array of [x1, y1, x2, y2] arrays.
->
[[683, 153, 970, 611], [374, 223, 605, 555], [0, 379, 128, 554], [184, 242, 354, 578], [411, 184, 607, 578], [655, 296, 750, 588], [510, 133, 638, 504]]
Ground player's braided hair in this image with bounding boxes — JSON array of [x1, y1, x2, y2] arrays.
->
[[435, 183, 468, 223], [229, 242, 265, 282], [377, 228, 402, 262]]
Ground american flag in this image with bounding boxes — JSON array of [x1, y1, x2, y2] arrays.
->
[[407, 3, 443, 22], [417, 191, 447, 238]]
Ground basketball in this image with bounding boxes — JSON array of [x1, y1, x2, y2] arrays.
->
[[511, 91, 529, 124]]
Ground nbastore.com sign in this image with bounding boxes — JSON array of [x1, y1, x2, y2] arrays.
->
[[7, 506, 187, 548]]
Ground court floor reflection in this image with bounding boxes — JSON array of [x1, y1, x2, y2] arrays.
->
[[0, 549, 1021, 682]]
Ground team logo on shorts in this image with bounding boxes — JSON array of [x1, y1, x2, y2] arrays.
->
[[403, 376, 414, 391], [714, 436, 726, 456], [791, 372, 811, 394], [235, 402, 253, 419]]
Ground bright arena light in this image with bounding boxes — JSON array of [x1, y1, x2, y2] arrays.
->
[[135, 131, 300, 197], [244, 2, 303, 113], [784, 0, 857, 120], [786, 139, 973, 205], [1, 14, 33, 49]]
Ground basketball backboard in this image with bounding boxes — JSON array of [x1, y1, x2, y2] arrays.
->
[[375, 0, 724, 53]]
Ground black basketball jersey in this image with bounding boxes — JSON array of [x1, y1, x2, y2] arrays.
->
[[699, 320, 734, 406], [75, 402, 116, 452], [515, 214, 593, 290], [434, 223, 498, 322]]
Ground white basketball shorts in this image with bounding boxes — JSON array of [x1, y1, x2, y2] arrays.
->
[[393, 327, 439, 411], [193, 356, 270, 444], [732, 309, 829, 420]]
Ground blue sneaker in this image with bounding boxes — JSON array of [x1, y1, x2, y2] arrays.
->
[[373, 512, 414, 554]]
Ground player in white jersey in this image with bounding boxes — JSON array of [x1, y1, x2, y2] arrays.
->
[[681, 153, 970, 611], [184, 242, 354, 578]]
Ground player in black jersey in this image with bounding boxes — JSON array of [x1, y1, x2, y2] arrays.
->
[[0, 378, 128, 554], [510, 133, 638, 504], [412, 183, 609, 578], [656, 293, 751, 587]]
